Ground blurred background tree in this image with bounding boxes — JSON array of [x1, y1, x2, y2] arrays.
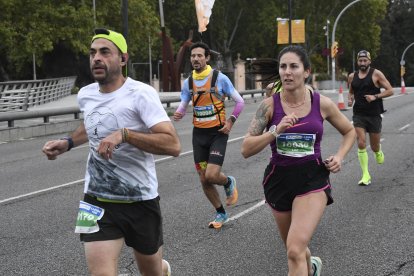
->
[[0, 0, 412, 87]]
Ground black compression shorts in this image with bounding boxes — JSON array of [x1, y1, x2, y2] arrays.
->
[[262, 159, 333, 212]]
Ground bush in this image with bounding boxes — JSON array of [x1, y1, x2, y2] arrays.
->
[[71, 86, 79, 94], [315, 73, 331, 81], [315, 73, 348, 82]]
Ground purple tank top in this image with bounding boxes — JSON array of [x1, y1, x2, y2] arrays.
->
[[267, 91, 324, 166]]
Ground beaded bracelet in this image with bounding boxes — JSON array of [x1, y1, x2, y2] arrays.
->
[[121, 128, 129, 143]]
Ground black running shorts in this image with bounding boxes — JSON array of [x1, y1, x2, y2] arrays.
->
[[352, 114, 382, 133], [192, 126, 228, 169], [80, 194, 163, 255], [262, 159, 333, 212]]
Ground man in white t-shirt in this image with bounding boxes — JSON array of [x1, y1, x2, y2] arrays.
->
[[42, 28, 179, 276]]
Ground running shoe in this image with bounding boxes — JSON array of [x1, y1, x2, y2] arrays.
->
[[358, 175, 371, 186], [311, 256, 322, 276], [162, 259, 171, 276], [375, 150, 384, 164], [208, 212, 229, 229], [225, 176, 238, 206]]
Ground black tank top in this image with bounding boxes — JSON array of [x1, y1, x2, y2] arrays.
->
[[351, 68, 384, 116]]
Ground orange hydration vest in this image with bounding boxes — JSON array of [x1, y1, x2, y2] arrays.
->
[[190, 70, 226, 128]]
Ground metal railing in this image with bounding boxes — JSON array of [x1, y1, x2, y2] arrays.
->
[[0, 89, 265, 128], [0, 76, 77, 111]]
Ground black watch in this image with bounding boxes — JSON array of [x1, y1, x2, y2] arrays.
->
[[230, 115, 237, 123], [60, 137, 74, 151]]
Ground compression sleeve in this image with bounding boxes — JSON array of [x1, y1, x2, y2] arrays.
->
[[217, 73, 245, 119], [175, 78, 191, 116], [175, 101, 189, 115], [229, 90, 244, 119]]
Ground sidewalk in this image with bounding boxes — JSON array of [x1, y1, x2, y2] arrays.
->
[[1, 88, 411, 143], [0, 92, 182, 142]]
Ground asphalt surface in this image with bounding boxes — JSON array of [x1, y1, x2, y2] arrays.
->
[[1, 89, 413, 275]]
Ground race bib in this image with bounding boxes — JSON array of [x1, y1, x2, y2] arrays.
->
[[74, 201, 104, 234], [194, 105, 216, 121], [276, 133, 316, 157]]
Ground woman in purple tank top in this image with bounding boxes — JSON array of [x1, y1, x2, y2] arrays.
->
[[241, 46, 356, 276]]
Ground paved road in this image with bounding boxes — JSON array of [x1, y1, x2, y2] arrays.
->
[[1, 90, 413, 275]]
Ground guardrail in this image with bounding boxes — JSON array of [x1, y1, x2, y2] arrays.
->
[[0, 89, 265, 128], [0, 76, 77, 111]]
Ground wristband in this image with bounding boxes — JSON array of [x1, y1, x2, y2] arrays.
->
[[60, 137, 74, 151], [375, 94, 379, 100], [230, 115, 237, 123], [121, 128, 130, 143]]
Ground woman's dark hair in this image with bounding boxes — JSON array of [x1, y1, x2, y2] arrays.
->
[[278, 45, 310, 70], [190, 42, 211, 58], [250, 45, 310, 86]]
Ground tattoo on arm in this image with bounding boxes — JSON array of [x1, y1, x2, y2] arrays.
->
[[248, 101, 269, 136]]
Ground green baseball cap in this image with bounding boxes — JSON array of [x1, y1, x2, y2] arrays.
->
[[92, 28, 127, 54]]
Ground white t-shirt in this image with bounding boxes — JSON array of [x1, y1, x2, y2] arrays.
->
[[77, 77, 170, 201]]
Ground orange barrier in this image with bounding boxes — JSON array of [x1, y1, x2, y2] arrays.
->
[[337, 85, 347, 111]]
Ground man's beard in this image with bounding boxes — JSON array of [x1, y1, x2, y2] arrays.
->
[[91, 66, 121, 84], [358, 65, 369, 72]]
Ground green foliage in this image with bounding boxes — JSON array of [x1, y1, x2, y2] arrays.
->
[[1, 0, 411, 86], [0, 0, 159, 80], [375, 0, 414, 86], [0, 0, 93, 76], [315, 73, 331, 81]]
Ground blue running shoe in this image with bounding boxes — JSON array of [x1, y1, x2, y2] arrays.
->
[[224, 176, 238, 206], [311, 256, 322, 276], [208, 212, 229, 229]]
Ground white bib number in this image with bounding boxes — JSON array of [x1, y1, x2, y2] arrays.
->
[[276, 133, 316, 157], [74, 201, 105, 234], [194, 105, 216, 121]]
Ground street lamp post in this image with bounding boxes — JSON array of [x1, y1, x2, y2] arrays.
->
[[400, 42, 414, 94], [323, 20, 330, 75], [276, 0, 293, 45], [32, 53, 37, 80], [288, 0, 292, 45], [92, 0, 96, 27], [331, 0, 362, 90]]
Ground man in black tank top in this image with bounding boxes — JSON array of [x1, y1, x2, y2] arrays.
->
[[347, 50, 393, 185]]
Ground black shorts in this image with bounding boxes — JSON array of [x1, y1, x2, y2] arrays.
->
[[262, 159, 333, 212], [353, 114, 382, 133], [80, 194, 163, 255], [192, 126, 228, 169]]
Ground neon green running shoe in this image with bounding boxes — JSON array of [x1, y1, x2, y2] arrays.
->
[[375, 150, 384, 164], [358, 175, 371, 186]]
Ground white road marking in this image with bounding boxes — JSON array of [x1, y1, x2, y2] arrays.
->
[[399, 124, 410, 131], [0, 135, 246, 204], [0, 179, 84, 204], [227, 200, 266, 222], [1, 133, 262, 223]]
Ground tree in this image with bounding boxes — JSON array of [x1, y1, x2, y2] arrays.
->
[[0, 0, 159, 82], [375, 0, 414, 86], [0, 0, 400, 87]]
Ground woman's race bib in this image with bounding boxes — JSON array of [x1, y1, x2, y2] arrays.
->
[[276, 133, 316, 157], [74, 201, 104, 234]]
